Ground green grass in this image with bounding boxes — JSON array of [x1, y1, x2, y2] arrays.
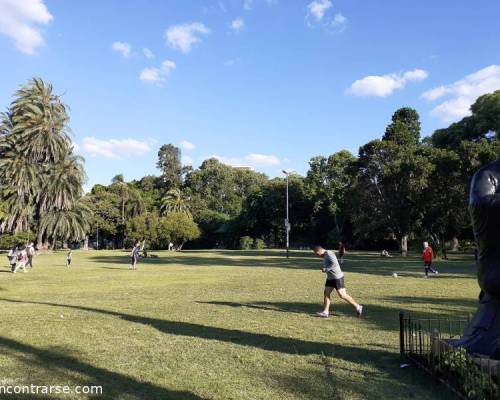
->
[[0, 249, 478, 399]]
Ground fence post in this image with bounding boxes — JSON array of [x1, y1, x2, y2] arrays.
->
[[400, 312, 405, 357]]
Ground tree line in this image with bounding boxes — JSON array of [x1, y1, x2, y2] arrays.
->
[[1, 78, 499, 254]]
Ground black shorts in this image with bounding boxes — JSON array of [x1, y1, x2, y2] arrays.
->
[[424, 261, 432, 267], [325, 277, 345, 290]]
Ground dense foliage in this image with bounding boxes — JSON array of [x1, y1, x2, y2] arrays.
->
[[1, 79, 499, 253], [0, 78, 89, 248]]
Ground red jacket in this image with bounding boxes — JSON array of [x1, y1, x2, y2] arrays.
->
[[423, 246, 433, 262]]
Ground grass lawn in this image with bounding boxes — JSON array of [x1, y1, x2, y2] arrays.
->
[[0, 249, 479, 399]]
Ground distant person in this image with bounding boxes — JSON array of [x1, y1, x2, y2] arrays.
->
[[380, 249, 392, 258], [313, 246, 363, 318], [130, 241, 140, 270], [168, 242, 174, 251], [337, 242, 346, 267], [13, 246, 28, 273], [423, 241, 438, 278], [26, 242, 35, 268], [66, 250, 73, 267], [8, 246, 18, 272]]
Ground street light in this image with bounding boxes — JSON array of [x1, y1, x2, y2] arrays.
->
[[282, 170, 292, 258]]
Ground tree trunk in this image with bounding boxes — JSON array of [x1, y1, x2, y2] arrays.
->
[[36, 229, 44, 250], [400, 235, 408, 257], [451, 236, 459, 252]]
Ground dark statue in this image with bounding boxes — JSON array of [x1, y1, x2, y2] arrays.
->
[[450, 159, 500, 358]]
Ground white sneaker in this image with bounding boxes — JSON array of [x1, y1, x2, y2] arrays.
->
[[434, 271, 439, 275], [316, 311, 329, 318], [356, 305, 363, 317]]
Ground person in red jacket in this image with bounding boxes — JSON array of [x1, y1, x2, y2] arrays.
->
[[423, 241, 438, 278]]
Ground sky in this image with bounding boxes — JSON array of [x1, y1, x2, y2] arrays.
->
[[0, 0, 500, 190]]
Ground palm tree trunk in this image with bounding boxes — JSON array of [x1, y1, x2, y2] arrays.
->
[[36, 229, 44, 249]]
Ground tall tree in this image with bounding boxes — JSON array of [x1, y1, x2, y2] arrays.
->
[[306, 150, 356, 243], [0, 78, 88, 246], [383, 107, 421, 146], [352, 140, 433, 255], [157, 144, 182, 188]]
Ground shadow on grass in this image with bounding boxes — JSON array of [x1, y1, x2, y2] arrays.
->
[[0, 336, 206, 400], [197, 298, 478, 334], [1, 298, 391, 360], [87, 251, 476, 280], [0, 298, 458, 400]]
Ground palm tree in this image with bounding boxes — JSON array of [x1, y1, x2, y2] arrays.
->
[[10, 78, 70, 164], [161, 188, 191, 217], [110, 175, 144, 247], [39, 201, 91, 248], [38, 154, 86, 213], [0, 78, 88, 246]]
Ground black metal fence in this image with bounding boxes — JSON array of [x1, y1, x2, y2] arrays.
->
[[400, 312, 500, 400]]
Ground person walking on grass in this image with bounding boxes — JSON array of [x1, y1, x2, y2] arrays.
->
[[423, 241, 438, 278], [66, 250, 73, 267], [8, 246, 18, 272], [130, 240, 140, 270], [13, 246, 28, 274], [313, 245, 363, 318], [26, 242, 35, 269]]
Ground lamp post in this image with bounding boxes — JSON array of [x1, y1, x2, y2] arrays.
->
[[282, 170, 291, 258]]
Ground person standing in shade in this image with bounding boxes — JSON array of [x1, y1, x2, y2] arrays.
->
[[313, 246, 363, 318], [423, 241, 438, 278], [337, 241, 346, 267], [66, 250, 73, 267], [130, 241, 140, 270]]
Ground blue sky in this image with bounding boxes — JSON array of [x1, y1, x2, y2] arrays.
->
[[1, 0, 500, 190]]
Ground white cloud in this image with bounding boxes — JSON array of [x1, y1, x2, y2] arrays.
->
[[307, 0, 332, 21], [331, 13, 347, 31], [139, 59, 176, 85], [231, 17, 245, 31], [347, 68, 428, 97], [212, 153, 281, 168], [82, 137, 151, 159], [112, 41, 132, 58], [307, 1, 347, 32], [422, 65, 500, 122], [245, 153, 280, 166], [179, 140, 195, 150], [165, 22, 210, 53], [0, 0, 53, 54], [142, 47, 154, 59]]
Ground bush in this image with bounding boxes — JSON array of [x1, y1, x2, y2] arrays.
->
[[0, 232, 33, 249], [253, 238, 266, 249], [239, 236, 253, 250]]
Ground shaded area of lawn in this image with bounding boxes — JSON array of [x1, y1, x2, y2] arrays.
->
[[0, 335, 205, 400], [0, 298, 454, 399], [88, 249, 477, 278]]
